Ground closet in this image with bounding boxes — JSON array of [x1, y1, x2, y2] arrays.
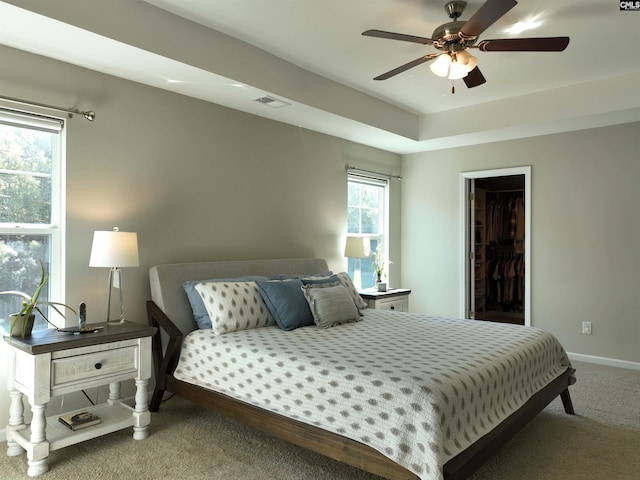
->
[[472, 175, 525, 325]]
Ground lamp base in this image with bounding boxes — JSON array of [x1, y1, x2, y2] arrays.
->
[[105, 268, 127, 324]]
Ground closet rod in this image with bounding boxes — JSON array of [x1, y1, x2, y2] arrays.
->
[[0, 94, 95, 121], [486, 188, 523, 193], [345, 164, 401, 181]]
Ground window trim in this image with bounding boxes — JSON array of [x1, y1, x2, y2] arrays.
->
[[0, 109, 66, 329], [347, 173, 390, 289], [347, 172, 389, 243]]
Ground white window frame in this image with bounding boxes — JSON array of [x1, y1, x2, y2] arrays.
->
[[347, 173, 389, 289], [0, 109, 66, 329]]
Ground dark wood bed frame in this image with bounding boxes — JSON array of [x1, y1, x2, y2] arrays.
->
[[146, 300, 575, 480]]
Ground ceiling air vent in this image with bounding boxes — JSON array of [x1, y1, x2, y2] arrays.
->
[[253, 95, 291, 108]]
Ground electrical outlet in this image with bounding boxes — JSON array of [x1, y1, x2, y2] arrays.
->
[[582, 321, 592, 335]]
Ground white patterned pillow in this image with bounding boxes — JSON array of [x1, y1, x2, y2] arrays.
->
[[335, 271, 368, 310], [194, 281, 275, 334], [301, 282, 361, 329]]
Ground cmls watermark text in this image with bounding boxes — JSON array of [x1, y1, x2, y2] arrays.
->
[[620, 1, 640, 10]]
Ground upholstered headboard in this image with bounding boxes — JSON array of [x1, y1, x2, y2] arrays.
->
[[149, 258, 330, 335]]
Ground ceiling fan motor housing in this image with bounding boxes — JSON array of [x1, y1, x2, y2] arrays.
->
[[432, 21, 477, 51], [433, 1, 478, 52]]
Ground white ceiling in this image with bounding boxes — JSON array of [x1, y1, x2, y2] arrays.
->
[[1, 0, 640, 154]]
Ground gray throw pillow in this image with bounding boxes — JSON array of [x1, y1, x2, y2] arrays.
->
[[301, 282, 361, 328]]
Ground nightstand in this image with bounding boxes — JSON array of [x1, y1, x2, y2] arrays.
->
[[360, 288, 411, 312], [4, 321, 156, 477]]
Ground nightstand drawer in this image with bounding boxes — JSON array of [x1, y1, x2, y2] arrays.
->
[[375, 297, 407, 311], [51, 346, 138, 388]]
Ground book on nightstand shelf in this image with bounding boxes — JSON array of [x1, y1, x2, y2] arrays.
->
[[58, 411, 101, 431]]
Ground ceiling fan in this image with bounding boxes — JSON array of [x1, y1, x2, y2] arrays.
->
[[363, 0, 569, 91]]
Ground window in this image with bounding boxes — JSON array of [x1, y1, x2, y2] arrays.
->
[[0, 110, 65, 332], [347, 175, 388, 289]]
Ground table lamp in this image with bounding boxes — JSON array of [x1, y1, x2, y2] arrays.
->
[[344, 236, 370, 290], [89, 227, 139, 323]]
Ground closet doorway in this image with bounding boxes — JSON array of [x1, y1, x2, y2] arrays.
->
[[460, 167, 531, 326]]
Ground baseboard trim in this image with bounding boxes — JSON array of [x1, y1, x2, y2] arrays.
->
[[568, 352, 640, 371]]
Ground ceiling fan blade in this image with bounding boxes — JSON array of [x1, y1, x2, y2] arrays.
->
[[460, 0, 518, 39], [477, 37, 570, 52], [463, 67, 487, 88], [362, 29, 433, 45], [373, 54, 438, 80]]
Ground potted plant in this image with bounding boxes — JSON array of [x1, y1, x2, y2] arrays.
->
[[1, 260, 76, 337], [373, 245, 392, 291]]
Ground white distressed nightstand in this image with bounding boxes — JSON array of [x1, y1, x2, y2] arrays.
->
[[4, 321, 156, 477], [359, 288, 411, 312]]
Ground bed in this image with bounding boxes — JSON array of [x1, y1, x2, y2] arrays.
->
[[146, 258, 575, 480]]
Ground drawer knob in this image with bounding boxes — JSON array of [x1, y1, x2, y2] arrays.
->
[[94, 362, 102, 370], [390, 305, 395, 310]]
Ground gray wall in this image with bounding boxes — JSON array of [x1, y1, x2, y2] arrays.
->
[[0, 45, 401, 429], [401, 123, 640, 364]]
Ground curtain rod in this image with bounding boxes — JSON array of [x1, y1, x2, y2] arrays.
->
[[345, 164, 401, 181], [0, 94, 95, 121]]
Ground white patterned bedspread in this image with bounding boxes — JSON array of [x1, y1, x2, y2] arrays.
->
[[174, 309, 572, 480]]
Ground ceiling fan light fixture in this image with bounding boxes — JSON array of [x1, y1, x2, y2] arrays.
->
[[447, 60, 469, 79], [455, 49, 478, 72], [430, 53, 452, 77]]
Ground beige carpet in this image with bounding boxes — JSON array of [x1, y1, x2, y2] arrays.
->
[[1, 361, 639, 479]]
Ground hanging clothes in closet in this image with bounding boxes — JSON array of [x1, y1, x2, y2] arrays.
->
[[485, 252, 525, 313], [485, 193, 525, 314], [486, 194, 525, 250]]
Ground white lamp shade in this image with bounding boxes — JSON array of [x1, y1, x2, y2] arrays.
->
[[447, 60, 469, 79], [430, 53, 452, 78], [344, 236, 371, 259], [89, 229, 139, 268], [455, 50, 478, 72]]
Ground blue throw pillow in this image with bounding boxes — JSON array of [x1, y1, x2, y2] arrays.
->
[[184, 276, 267, 329], [255, 279, 315, 331]]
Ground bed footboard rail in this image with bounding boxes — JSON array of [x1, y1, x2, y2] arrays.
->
[[443, 366, 576, 480], [146, 300, 184, 411]]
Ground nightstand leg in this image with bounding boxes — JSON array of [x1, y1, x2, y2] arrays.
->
[[108, 381, 122, 405], [6, 388, 26, 456], [27, 403, 49, 477], [132, 378, 150, 440]]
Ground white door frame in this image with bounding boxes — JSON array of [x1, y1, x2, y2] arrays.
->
[[459, 166, 532, 326]]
